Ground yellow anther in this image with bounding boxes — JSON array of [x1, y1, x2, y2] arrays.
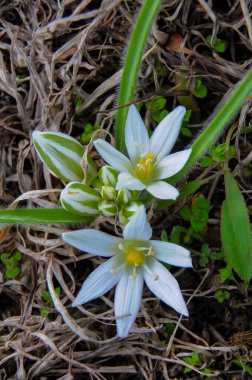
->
[[125, 247, 145, 266], [135, 153, 155, 182]]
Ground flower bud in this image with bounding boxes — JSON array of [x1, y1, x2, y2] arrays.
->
[[60, 182, 101, 216], [99, 166, 118, 187], [119, 201, 144, 224], [98, 200, 117, 217], [116, 188, 132, 205], [101, 185, 116, 201]]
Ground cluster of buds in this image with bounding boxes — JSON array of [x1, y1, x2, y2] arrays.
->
[[33, 132, 143, 224]]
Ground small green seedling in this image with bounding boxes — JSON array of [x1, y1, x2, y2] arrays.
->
[[181, 110, 192, 137], [218, 265, 233, 282], [0, 250, 22, 279], [40, 287, 61, 317], [193, 78, 208, 99], [146, 97, 169, 123], [214, 289, 230, 303], [200, 143, 235, 167], [184, 351, 201, 373], [198, 244, 224, 266], [80, 123, 100, 145], [42, 287, 61, 305], [206, 35, 228, 53]]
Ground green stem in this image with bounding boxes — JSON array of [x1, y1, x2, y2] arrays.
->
[[0, 208, 93, 224], [115, 0, 163, 151]]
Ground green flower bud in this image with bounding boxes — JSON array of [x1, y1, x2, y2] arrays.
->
[[33, 131, 85, 182], [98, 200, 117, 217], [101, 185, 116, 201], [119, 201, 144, 224], [116, 188, 132, 205], [60, 182, 101, 216], [99, 166, 118, 187]]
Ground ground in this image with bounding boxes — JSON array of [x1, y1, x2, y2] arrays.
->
[[0, 0, 252, 379]]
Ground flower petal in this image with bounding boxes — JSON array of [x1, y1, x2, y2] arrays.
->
[[144, 257, 188, 316], [115, 268, 143, 338], [62, 229, 122, 257], [116, 172, 145, 191], [155, 149, 192, 180], [150, 240, 192, 267], [123, 205, 152, 241], [72, 256, 121, 306], [94, 139, 131, 172], [125, 105, 150, 165], [150, 106, 186, 159], [146, 181, 179, 200]]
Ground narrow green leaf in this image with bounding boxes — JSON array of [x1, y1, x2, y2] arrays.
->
[[115, 0, 163, 151], [221, 172, 252, 283], [0, 208, 93, 224], [170, 68, 252, 183]]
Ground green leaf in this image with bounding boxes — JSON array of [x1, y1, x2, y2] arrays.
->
[[0, 208, 94, 224], [170, 226, 181, 244], [40, 307, 51, 317], [206, 35, 228, 53], [194, 83, 208, 98], [221, 171, 252, 283], [181, 127, 193, 137], [0, 253, 11, 265], [6, 267, 21, 279], [115, 0, 164, 150], [179, 205, 191, 221], [200, 156, 213, 168], [218, 266, 233, 282], [161, 229, 168, 241]]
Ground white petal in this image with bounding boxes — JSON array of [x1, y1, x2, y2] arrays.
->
[[150, 241, 192, 267], [146, 181, 179, 200], [94, 139, 131, 172], [115, 269, 143, 338], [125, 105, 150, 165], [116, 172, 145, 191], [150, 106, 186, 159], [123, 205, 152, 241], [155, 149, 192, 180], [72, 256, 121, 306], [144, 257, 188, 316], [62, 229, 122, 257]]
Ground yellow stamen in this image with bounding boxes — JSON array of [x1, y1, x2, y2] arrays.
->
[[125, 247, 145, 266], [135, 153, 155, 182]]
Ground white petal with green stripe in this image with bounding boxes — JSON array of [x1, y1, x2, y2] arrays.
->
[[60, 182, 101, 216], [33, 131, 84, 182]]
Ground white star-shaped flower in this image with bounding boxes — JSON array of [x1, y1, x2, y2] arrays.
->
[[62, 206, 192, 338], [94, 105, 192, 200]]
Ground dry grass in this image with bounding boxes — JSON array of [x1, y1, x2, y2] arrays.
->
[[0, 0, 252, 378]]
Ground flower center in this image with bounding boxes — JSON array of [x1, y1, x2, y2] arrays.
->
[[110, 244, 158, 280], [124, 247, 145, 266], [134, 153, 155, 182]]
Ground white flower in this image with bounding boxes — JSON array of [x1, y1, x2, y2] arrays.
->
[[62, 206, 192, 338], [94, 105, 192, 200]]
